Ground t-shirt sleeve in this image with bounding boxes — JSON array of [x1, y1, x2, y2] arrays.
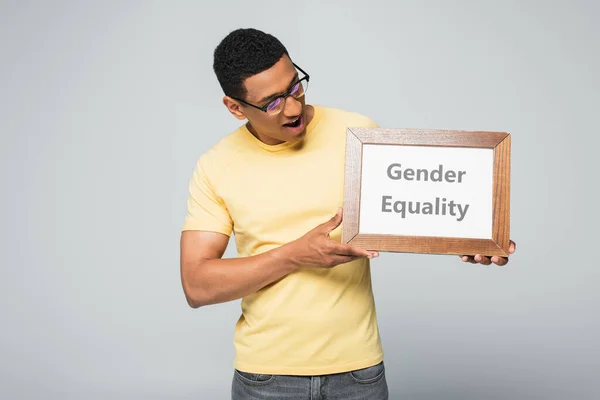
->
[[363, 115, 380, 128], [349, 112, 380, 129], [182, 156, 233, 236]]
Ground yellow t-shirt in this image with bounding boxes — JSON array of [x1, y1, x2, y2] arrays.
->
[[182, 104, 384, 375]]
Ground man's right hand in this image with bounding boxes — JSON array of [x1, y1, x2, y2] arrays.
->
[[180, 207, 379, 308], [286, 207, 379, 268]]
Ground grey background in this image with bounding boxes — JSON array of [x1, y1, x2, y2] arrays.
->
[[1, 1, 598, 399]]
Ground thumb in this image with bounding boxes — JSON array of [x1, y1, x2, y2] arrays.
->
[[324, 207, 343, 232]]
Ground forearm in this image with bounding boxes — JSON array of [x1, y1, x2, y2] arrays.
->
[[183, 243, 299, 307]]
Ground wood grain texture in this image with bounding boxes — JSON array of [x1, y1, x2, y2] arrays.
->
[[349, 127, 508, 148], [342, 130, 362, 244], [492, 135, 511, 256], [348, 235, 507, 256]]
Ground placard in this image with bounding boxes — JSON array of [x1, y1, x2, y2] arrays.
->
[[342, 128, 511, 257]]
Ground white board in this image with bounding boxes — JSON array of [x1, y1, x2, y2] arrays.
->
[[358, 144, 494, 239]]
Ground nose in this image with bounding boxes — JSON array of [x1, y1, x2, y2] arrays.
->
[[282, 95, 302, 117]]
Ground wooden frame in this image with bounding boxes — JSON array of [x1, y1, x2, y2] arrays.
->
[[342, 128, 511, 257]]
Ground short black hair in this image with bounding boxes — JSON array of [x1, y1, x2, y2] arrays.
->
[[213, 28, 289, 99]]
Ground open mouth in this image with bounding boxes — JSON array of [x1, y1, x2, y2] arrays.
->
[[283, 116, 302, 128]]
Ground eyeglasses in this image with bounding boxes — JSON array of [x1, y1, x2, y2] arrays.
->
[[232, 62, 310, 116]]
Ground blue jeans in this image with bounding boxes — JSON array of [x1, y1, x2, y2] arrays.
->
[[231, 361, 388, 399]]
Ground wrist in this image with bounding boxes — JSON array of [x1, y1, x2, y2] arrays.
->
[[270, 241, 301, 272]]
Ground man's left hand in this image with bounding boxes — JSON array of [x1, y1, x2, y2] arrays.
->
[[460, 240, 516, 266]]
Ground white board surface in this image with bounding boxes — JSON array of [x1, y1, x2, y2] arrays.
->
[[358, 144, 494, 239]]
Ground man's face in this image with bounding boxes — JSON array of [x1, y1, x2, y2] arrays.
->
[[224, 55, 310, 145]]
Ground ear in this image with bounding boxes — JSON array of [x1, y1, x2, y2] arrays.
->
[[223, 96, 247, 121]]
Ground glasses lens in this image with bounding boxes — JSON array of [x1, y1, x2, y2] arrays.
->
[[266, 97, 284, 115], [294, 79, 308, 98], [264, 79, 309, 115]]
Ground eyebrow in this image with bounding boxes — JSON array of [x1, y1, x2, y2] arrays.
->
[[257, 73, 299, 105]]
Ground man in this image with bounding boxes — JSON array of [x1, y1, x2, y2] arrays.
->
[[180, 28, 516, 400]]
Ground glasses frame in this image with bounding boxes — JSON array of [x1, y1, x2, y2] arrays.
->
[[231, 62, 310, 114]]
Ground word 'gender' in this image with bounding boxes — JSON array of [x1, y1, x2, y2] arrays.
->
[[387, 163, 466, 183]]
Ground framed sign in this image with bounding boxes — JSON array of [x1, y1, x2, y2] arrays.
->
[[342, 128, 511, 257]]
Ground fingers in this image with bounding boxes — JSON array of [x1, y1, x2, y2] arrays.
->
[[474, 254, 492, 265], [509, 240, 516, 254], [461, 255, 473, 262], [460, 254, 499, 265], [321, 208, 343, 234], [330, 251, 380, 266], [461, 255, 477, 264], [491, 256, 509, 266], [330, 255, 362, 266], [332, 242, 378, 259]]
